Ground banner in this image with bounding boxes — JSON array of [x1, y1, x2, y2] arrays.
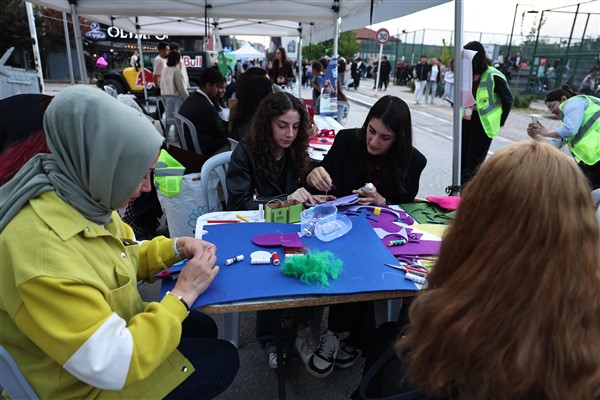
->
[[212, 26, 229, 78], [321, 56, 338, 117]]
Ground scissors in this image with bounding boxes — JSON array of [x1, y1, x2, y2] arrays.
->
[[153, 259, 188, 280], [384, 263, 429, 276]]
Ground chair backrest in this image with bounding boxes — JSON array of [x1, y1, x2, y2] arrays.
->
[[103, 85, 118, 98], [228, 138, 239, 151], [337, 101, 350, 126], [200, 151, 233, 206], [173, 112, 203, 155], [156, 95, 183, 124], [0, 345, 40, 400]]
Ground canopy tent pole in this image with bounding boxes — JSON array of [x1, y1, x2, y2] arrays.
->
[[68, 0, 88, 84], [135, 17, 149, 110], [297, 22, 303, 99], [450, 0, 464, 195], [25, 2, 45, 92], [62, 11, 75, 84]]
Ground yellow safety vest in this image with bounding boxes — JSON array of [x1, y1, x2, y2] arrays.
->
[[476, 66, 508, 138], [154, 149, 185, 197], [562, 95, 600, 165]]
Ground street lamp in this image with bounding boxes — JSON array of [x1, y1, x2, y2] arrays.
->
[[507, 4, 539, 58]]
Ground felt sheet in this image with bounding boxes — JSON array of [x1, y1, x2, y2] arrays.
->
[[161, 216, 418, 309]]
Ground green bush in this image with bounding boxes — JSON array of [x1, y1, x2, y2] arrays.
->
[[512, 91, 535, 108], [408, 79, 415, 93]]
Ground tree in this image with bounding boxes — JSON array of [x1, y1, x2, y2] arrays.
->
[[301, 31, 360, 61], [0, 0, 40, 60]]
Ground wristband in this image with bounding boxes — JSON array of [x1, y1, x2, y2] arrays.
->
[[166, 291, 190, 313]]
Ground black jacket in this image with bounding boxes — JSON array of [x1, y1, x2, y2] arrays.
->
[[178, 91, 229, 157], [226, 140, 302, 210], [312, 129, 427, 204]]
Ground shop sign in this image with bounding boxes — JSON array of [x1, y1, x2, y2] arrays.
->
[[106, 26, 168, 41], [85, 22, 107, 40], [182, 55, 202, 68]]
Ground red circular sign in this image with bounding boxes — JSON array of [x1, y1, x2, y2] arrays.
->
[[376, 28, 390, 45]]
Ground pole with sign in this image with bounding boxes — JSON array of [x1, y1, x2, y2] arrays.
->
[[374, 28, 390, 91]]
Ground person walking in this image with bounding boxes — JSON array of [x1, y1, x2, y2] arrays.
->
[[413, 55, 430, 105]]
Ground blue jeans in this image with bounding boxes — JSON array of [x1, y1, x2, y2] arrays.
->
[[164, 311, 240, 400]]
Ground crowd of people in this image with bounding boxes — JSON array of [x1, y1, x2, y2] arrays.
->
[[2, 38, 600, 400]]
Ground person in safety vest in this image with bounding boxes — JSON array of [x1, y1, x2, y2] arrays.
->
[[527, 84, 600, 189], [461, 41, 513, 185]]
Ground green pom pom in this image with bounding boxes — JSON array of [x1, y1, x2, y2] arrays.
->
[[281, 251, 343, 286]]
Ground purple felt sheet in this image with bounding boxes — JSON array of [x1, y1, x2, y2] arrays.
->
[[252, 233, 304, 248]]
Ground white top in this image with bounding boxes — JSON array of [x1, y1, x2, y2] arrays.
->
[[129, 54, 138, 68], [153, 55, 166, 78], [444, 70, 454, 84], [160, 66, 189, 100], [429, 65, 439, 82]]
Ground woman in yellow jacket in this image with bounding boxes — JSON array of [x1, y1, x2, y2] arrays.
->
[[0, 85, 238, 399], [527, 84, 600, 189]]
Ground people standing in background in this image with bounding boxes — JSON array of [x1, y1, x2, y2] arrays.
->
[[425, 58, 440, 105], [378, 56, 392, 91], [130, 49, 140, 68], [338, 57, 347, 89], [160, 51, 189, 101], [351, 58, 362, 90], [461, 41, 513, 186], [442, 58, 455, 105], [527, 85, 600, 189], [169, 42, 190, 90], [153, 42, 170, 91], [413, 55, 430, 105], [578, 70, 599, 96], [268, 47, 295, 89], [311, 62, 325, 104], [495, 50, 504, 67]]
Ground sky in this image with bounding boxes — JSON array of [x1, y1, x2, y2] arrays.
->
[[238, 0, 599, 47]]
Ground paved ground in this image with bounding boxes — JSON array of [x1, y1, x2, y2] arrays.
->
[[34, 79, 560, 400]]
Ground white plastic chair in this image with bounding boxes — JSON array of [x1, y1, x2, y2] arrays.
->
[[227, 137, 239, 151], [0, 345, 39, 400], [199, 151, 240, 346], [173, 112, 203, 155], [156, 95, 183, 141]]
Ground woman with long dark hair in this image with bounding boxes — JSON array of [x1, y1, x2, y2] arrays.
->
[[268, 47, 295, 88], [228, 75, 274, 142], [304, 95, 427, 379]]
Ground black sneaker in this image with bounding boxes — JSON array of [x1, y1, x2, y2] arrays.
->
[[335, 342, 361, 368], [306, 331, 340, 378]]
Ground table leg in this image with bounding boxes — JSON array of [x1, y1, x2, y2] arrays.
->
[[275, 308, 286, 400]]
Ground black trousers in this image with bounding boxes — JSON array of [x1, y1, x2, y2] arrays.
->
[[461, 113, 493, 186], [328, 301, 376, 353]]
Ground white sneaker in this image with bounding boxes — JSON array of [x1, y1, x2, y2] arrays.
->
[[268, 351, 287, 369], [307, 331, 340, 378], [295, 326, 318, 366]]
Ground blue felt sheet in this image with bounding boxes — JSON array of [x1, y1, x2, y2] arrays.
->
[[161, 216, 418, 309]]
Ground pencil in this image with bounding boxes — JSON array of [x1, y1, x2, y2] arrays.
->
[[236, 214, 250, 222], [206, 220, 240, 223]]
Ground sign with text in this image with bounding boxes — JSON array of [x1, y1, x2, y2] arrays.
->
[[375, 28, 390, 45]]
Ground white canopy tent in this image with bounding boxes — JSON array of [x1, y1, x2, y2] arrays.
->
[[229, 42, 265, 60], [28, 0, 465, 192]]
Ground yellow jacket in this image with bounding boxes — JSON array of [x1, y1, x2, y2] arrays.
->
[[1, 191, 193, 399]]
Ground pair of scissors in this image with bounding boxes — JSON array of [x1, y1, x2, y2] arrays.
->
[[153, 259, 188, 280], [384, 263, 429, 276]]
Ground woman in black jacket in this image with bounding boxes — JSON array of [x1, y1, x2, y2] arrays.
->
[[304, 95, 427, 379]]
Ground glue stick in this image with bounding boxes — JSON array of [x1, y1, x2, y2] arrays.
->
[[405, 272, 426, 284], [251, 258, 271, 265]]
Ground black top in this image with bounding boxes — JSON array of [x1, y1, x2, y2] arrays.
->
[[226, 140, 302, 211], [178, 92, 229, 157], [0, 94, 52, 155], [313, 129, 427, 204]]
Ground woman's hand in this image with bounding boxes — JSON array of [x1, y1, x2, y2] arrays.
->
[[171, 246, 219, 307], [310, 195, 337, 204], [287, 187, 317, 204], [306, 167, 333, 192], [527, 121, 549, 139], [353, 184, 386, 206], [175, 237, 216, 260]]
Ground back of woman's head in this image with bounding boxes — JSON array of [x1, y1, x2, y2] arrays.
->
[[250, 92, 309, 179], [464, 41, 490, 75], [166, 51, 180, 67], [236, 76, 273, 117], [399, 141, 600, 399], [545, 84, 577, 102]]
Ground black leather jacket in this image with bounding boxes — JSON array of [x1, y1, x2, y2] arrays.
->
[[226, 140, 302, 210]]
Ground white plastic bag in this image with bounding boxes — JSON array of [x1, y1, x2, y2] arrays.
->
[[157, 171, 222, 237]]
